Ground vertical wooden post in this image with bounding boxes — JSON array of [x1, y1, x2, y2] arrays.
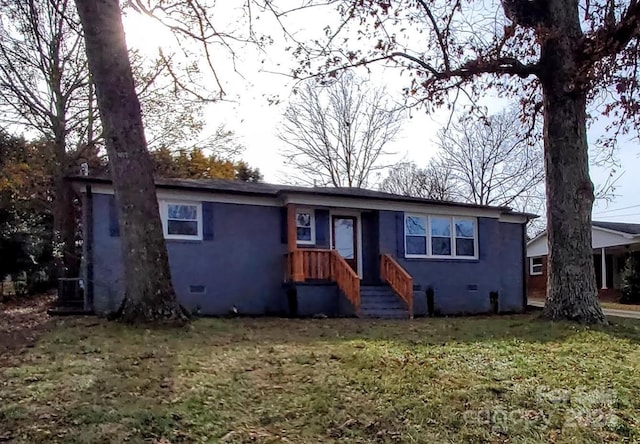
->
[[601, 247, 607, 290], [287, 203, 304, 281]]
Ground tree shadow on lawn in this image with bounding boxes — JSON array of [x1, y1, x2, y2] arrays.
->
[[0, 318, 187, 443]]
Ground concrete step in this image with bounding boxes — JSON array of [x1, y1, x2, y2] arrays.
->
[[359, 285, 410, 318], [48, 306, 94, 316], [361, 297, 399, 304], [361, 303, 407, 312], [360, 285, 393, 292], [360, 290, 397, 297], [360, 308, 410, 319], [360, 292, 396, 298], [360, 290, 397, 296], [361, 295, 401, 302]]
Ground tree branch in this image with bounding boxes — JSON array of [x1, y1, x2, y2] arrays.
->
[[387, 52, 538, 80], [581, 0, 640, 64]]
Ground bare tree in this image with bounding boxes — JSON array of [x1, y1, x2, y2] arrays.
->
[[380, 161, 454, 200], [130, 50, 212, 154], [279, 72, 403, 187], [436, 109, 545, 210], [125, 1, 272, 100]]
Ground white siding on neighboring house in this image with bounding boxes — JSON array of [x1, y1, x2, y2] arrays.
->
[[527, 227, 639, 257], [526, 235, 548, 258], [592, 228, 636, 249]]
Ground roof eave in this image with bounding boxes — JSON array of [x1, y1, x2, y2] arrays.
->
[[67, 175, 538, 219], [278, 188, 516, 214]]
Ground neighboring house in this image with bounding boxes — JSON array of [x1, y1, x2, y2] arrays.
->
[[527, 221, 640, 300], [70, 176, 532, 318]]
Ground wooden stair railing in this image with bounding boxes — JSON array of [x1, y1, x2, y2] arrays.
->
[[329, 250, 360, 314], [380, 254, 414, 318], [285, 249, 360, 314]]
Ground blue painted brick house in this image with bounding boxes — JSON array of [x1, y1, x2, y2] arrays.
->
[[71, 176, 532, 318]]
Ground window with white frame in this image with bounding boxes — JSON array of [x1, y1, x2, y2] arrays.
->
[[431, 216, 452, 255], [455, 218, 476, 256], [405, 214, 477, 259], [160, 201, 202, 240], [296, 209, 315, 244], [405, 215, 427, 255], [530, 257, 543, 275]]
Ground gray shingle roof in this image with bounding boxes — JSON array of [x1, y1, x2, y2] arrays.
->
[[592, 220, 640, 235], [68, 175, 535, 217]]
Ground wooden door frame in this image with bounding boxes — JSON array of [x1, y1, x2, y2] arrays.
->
[[329, 210, 363, 278]]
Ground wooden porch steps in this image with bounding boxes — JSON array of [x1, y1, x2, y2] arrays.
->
[[360, 285, 411, 319]]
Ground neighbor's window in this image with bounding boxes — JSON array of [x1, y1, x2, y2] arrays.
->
[[161, 201, 202, 240], [296, 210, 315, 244], [530, 257, 543, 275], [405, 214, 477, 259]]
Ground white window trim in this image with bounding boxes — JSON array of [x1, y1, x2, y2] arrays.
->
[[530, 257, 543, 275], [404, 214, 479, 260], [404, 214, 429, 258], [296, 208, 315, 245], [159, 200, 203, 241]]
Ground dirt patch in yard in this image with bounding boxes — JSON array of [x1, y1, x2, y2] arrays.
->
[[0, 293, 55, 365]]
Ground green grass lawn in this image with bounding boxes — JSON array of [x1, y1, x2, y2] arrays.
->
[[2, 315, 640, 443]]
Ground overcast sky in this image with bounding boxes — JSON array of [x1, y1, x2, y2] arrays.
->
[[122, 6, 640, 223]]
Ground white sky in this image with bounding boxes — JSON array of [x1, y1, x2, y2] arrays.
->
[[122, 7, 640, 223]]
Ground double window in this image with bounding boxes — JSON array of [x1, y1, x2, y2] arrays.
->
[[405, 214, 478, 259], [296, 209, 315, 245], [160, 201, 203, 240]]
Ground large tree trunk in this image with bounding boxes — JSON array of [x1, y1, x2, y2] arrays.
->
[[75, 0, 187, 324], [538, 0, 606, 323]]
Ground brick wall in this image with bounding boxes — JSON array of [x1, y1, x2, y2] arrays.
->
[[527, 254, 622, 302], [527, 256, 547, 300]]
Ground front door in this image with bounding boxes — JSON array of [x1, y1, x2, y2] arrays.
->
[[332, 215, 358, 272]]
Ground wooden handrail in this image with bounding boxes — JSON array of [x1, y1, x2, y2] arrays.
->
[[330, 250, 360, 314], [380, 254, 413, 318], [285, 249, 360, 314]]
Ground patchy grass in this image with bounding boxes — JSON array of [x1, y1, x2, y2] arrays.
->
[[2, 315, 640, 443]]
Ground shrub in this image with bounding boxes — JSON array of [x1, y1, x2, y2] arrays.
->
[[620, 254, 640, 304]]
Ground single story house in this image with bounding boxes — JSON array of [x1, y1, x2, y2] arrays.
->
[[527, 221, 640, 300], [70, 176, 532, 318]]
